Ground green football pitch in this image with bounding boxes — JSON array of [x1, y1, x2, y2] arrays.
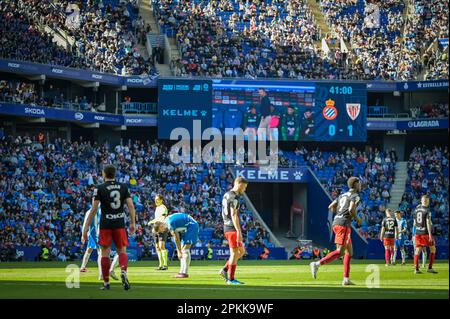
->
[[0, 260, 448, 299]]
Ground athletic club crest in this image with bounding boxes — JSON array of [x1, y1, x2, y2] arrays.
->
[[346, 103, 361, 120]]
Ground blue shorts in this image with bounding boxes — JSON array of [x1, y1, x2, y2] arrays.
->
[[88, 233, 99, 250], [180, 222, 199, 246], [395, 238, 406, 248]]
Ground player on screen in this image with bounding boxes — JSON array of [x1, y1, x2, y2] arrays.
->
[[393, 210, 407, 265], [412, 195, 437, 274], [310, 177, 362, 286], [151, 213, 199, 278], [243, 105, 261, 140], [152, 194, 169, 270], [82, 165, 136, 290], [219, 177, 248, 285], [300, 109, 315, 138], [281, 105, 300, 141], [380, 209, 398, 267]]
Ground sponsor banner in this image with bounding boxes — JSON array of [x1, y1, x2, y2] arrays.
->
[[366, 81, 398, 92], [158, 78, 213, 139], [366, 80, 449, 92], [438, 38, 448, 48], [144, 246, 286, 260], [397, 80, 449, 91], [0, 103, 157, 126], [366, 120, 398, 130], [0, 58, 157, 87], [123, 115, 157, 126], [367, 119, 448, 130], [398, 119, 449, 130], [233, 167, 310, 183], [15, 246, 41, 261]]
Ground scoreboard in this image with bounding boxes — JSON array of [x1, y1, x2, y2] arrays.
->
[[212, 80, 367, 142], [157, 78, 367, 142], [312, 82, 367, 142]]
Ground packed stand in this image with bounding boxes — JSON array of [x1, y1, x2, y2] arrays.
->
[[410, 0, 448, 80], [0, 0, 157, 76], [155, 0, 359, 79], [282, 146, 397, 240], [410, 102, 449, 119], [0, 136, 272, 261], [320, 0, 418, 80], [397, 146, 449, 244]]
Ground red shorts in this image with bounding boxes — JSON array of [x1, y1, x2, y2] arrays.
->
[[99, 228, 129, 248], [333, 225, 352, 246], [415, 234, 430, 247], [225, 231, 244, 249], [383, 238, 395, 246]]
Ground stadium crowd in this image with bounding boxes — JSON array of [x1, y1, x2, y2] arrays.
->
[[410, 102, 449, 119], [155, 0, 358, 79], [0, 0, 157, 76], [0, 135, 271, 262], [0, 0, 447, 80], [398, 146, 449, 243], [282, 146, 398, 240], [283, 145, 448, 243]]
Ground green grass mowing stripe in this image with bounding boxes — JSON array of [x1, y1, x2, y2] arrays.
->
[[0, 281, 447, 295], [0, 260, 447, 299]]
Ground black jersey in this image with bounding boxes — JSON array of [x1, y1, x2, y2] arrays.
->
[[94, 180, 131, 229], [222, 190, 240, 232], [332, 191, 361, 227], [413, 205, 430, 235], [382, 217, 398, 238], [300, 116, 315, 138]]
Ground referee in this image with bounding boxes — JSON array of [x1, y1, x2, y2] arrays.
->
[[149, 194, 169, 270]]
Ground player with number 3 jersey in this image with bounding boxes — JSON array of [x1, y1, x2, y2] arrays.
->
[[82, 165, 136, 290]]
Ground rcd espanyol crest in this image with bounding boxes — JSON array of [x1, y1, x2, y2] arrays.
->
[[346, 103, 361, 121]]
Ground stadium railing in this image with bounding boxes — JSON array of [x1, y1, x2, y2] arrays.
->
[[368, 105, 388, 117]]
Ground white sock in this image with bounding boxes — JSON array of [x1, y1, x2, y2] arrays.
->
[[110, 254, 119, 273], [81, 251, 91, 269], [422, 252, 427, 267], [157, 250, 163, 267], [183, 249, 191, 274], [393, 247, 397, 262], [401, 249, 406, 263], [180, 254, 186, 274], [97, 253, 102, 279]]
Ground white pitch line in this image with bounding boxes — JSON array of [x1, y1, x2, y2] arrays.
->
[[1, 282, 448, 296]]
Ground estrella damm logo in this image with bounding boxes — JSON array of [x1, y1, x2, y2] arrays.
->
[[323, 99, 338, 120]]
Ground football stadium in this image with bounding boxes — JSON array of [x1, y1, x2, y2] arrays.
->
[[0, 0, 448, 304]]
